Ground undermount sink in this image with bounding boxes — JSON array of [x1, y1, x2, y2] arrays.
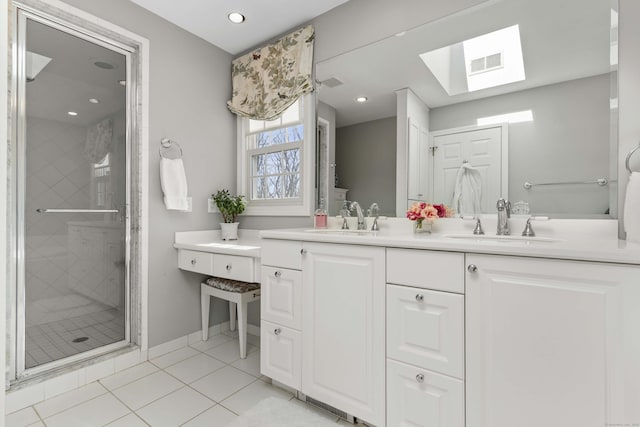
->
[[444, 234, 563, 243], [304, 229, 376, 235]]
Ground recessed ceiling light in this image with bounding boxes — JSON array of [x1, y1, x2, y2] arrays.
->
[[355, 97, 368, 103], [228, 12, 245, 24], [67, 111, 78, 116], [89, 98, 100, 104], [118, 80, 126, 86]]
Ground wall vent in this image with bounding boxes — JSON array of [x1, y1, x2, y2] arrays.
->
[[304, 395, 355, 423]]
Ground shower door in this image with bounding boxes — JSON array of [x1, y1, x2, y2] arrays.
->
[[14, 10, 131, 376]]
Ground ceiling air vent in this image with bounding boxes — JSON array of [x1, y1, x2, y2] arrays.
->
[[469, 52, 503, 75], [320, 77, 344, 88]]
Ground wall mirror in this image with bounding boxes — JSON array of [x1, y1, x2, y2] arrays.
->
[[316, 0, 618, 218]]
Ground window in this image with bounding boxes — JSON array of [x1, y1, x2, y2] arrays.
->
[[238, 94, 315, 216], [92, 153, 111, 207]]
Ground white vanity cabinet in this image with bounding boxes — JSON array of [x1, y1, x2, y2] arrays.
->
[[465, 254, 640, 427], [386, 249, 465, 427], [301, 242, 386, 427], [260, 240, 303, 390]]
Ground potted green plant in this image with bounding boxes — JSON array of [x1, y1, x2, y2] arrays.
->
[[211, 189, 246, 240]]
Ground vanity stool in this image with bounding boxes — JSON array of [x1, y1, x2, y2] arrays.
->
[[201, 277, 261, 359]]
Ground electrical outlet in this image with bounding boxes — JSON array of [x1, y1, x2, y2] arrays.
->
[[208, 198, 218, 213], [185, 197, 192, 212]]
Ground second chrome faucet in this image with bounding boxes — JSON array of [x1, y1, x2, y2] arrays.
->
[[496, 198, 511, 235]]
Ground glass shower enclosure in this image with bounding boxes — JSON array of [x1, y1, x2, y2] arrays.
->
[[12, 8, 131, 378]]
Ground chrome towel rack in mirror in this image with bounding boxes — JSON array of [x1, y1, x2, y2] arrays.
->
[[524, 178, 608, 189], [626, 142, 640, 174], [159, 138, 183, 159]]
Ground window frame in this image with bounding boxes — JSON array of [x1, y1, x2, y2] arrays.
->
[[237, 94, 315, 216]]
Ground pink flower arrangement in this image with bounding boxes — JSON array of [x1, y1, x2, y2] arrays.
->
[[406, 202, 455, 224]]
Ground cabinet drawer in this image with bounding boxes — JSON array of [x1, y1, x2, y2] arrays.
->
[[261, 240, 302, 270], [387, 248, 464, 293], [261, 266, 302, 330], [178, 249, 214, 275], [387, 284, 464, 379], [213, 254, 255, 282], [261, 320, 301, 390], [387, 359, 464, 427]]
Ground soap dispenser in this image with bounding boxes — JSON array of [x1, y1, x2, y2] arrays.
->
[[314, 198, 328, 229]]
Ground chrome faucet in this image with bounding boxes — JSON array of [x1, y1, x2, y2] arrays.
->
[[350, 201, 367, 230], [368, 203, 380, 231], [340, 200, 351, 230], [496, 198, 511, 235]]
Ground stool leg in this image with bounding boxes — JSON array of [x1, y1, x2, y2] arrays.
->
[[201, 291, 210, 341], [229, 301, 237, 332], [238, 301, 248, 359]]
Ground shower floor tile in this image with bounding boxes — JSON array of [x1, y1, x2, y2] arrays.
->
[[25, 304, 125, 369]]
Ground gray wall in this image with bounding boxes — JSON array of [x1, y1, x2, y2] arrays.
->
[[61, 0, 236, 347], [336, 117, 396, 216], [430, 75, 610, 217]]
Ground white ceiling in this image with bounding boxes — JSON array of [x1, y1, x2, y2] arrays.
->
[[128, 0, 350, 55]]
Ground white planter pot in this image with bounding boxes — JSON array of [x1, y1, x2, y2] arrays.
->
[[220, 222, 239, 240]]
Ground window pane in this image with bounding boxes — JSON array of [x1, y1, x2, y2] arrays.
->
[[284, 174, 301, 198], [253, 177, 266, 199], [267, 175, 282, 198], [249, 119, 264, 133], [282, 148, 300, 173], [280, 100, 300, 125], [263, 117, 281, 130]]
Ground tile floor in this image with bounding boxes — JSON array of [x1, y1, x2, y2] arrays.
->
[[6, 330, 352, 427]]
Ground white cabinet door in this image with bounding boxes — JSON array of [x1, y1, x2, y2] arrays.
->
[[387, 359, 464, 427], [387, 284, 464, 379], [261, 266, 302, 330], [261, 320, 301, 390], [302, 243, 385, 427], [466, 254, 640, 427]]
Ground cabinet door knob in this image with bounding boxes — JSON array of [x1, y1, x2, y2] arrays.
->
[[274, 328, 281, 335], [467, 264, 478, 273], [416, 373, 425, 383], [226, 264, 232, 271], [415, 294, 424, 302], [274, 270, 282, 278], [300, 248, 307, 255], [191, 259, 197, 265]]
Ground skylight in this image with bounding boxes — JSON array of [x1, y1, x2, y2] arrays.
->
[[420, 25, 526, 96]]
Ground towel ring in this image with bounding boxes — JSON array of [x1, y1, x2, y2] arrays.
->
[[159, 138, 183, 159], [626, 143, 640, 174]]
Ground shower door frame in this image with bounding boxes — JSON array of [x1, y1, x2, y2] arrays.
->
[[10, 4, 137, 381]]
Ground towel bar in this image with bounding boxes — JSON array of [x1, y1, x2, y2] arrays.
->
[[523, 178, 608, 189]]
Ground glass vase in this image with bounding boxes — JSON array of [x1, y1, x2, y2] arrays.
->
[[413, 220, 432, 234]]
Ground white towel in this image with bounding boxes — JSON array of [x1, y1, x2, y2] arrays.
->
[[452, 162, 482, 217], [624, 172, 640, 243], [160, 158, 189, 210]]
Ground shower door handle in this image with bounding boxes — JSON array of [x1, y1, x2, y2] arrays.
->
[[36, 208, 119, 213]]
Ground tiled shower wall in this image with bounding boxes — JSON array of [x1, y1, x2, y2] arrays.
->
[[24, 116, 91, 312]]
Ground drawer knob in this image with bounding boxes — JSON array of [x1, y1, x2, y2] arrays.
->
[[274, 328, 281, 335], [467, 264, 478, 273], [415, 294, 424, 302], [226, 264, 232, 271], [300, 248, 307, 255], [190, 259, 197, 265], [416, 373, 425, 383], [274, 271, 282, 278]]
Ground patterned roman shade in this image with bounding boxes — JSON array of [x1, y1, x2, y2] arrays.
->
[[227, 25, 315, 120]]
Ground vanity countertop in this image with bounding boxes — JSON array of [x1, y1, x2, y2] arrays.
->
[[260, 221, 640, 265], [174, 229, 261, 258]]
